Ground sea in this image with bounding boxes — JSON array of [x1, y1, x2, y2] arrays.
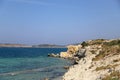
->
[[0, 48, 71, 80]]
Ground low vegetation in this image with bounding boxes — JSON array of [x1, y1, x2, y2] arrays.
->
[[102, 71, 120, 80], [96, 64, 119, 71], [93, 46, 120, 61], [81, 39, 105, 47], [103, 39, 120, 46], [92, 39, 120, 61], [89, 39, 105, 45], [113, 59, 120, 62], [81, 41, 88, 47], [91, 50, 96, 54]]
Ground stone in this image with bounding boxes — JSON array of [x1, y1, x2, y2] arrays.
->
[[48, 53, 60, 57], [63, 66, 69, 69], [75, 49, 86, 58], [43, 78, 49, 80], [60, 52, 72, 58], [67, 45, 82, 55]]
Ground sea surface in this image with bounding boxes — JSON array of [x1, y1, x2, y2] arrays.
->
[[0, 48, 71, 80]]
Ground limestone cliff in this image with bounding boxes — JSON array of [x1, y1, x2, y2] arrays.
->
[[63, 39, 120, 80]]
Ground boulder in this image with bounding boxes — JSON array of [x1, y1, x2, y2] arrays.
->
[[75, 49, 86, 58], [63, 66, 70, 69], [67, 45, 82, 55], [60, 52, 72, 58]]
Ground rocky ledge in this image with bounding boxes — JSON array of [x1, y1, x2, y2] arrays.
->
[[48, 44, 85, 61], [49, 39, 120, 80], [63, 39, 120, 80]]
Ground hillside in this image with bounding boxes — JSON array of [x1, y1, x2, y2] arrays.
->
[[61, 39, 120, 80], [32, 44, 66, 48]]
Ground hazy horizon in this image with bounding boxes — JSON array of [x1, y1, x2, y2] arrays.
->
[[0, 0, 120, 45]]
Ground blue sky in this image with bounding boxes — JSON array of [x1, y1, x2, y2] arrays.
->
[[0, 0, 120, 45]]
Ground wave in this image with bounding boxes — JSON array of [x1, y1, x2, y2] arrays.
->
[[0, 66, 63, 77]]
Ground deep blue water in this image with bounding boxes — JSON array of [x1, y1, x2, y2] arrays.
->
[[0, 48, 67, 58], [0, 48, 70, 80]]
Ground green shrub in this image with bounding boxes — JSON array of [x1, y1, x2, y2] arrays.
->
[[103, 40, 120, 46], [111, 78, 119, 80], [102, 71, 120, 80], [81, 41, 88, 47]]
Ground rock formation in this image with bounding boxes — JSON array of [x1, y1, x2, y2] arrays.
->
[[48, 45, 83, 59], [48, 53, 60, 57], [59, 45, 83, 58], [63, 39, 120, 80], [60, 52, 71, 58]]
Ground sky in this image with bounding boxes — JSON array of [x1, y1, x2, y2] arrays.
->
[[0, 0, 120, 45]]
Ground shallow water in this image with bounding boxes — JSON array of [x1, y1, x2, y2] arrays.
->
[[0, 48, 70, 80]]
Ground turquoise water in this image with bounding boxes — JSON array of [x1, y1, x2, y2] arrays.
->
[[0, 48, 70, 80]]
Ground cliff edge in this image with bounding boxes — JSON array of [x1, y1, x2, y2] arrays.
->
[[62, 39, 120, 80]]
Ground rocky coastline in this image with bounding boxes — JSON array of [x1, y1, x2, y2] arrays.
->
[[48, 39, 120, 80]]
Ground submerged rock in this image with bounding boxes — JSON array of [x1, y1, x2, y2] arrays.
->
[[63, 66, 70, 69], [43, 78, 49, 80], [48, 53, 60, 57]]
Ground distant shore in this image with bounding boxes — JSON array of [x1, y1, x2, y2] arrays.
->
[[0, 44, 32, 48], [0, 44, 66, 48]]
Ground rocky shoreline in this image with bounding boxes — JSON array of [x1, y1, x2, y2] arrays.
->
[[48, 39, 120, 80]]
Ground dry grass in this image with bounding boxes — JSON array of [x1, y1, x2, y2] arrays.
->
[[96, 64, 119, 71], [89, 39, 105, 45], [103, 39, 120, 46], [81, 39, 105, 47], [102, 71, 120, 80], [89, 64, 94, 69], [113, 59, 120, 63], [92, 51, 105, 61], [92, 45, 120, 61], [91, 50, 96, 54]]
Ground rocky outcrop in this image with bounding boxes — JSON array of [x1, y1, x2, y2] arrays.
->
[[67, 45, 82, 54], [59, 45, 83, 58], [48, 45, 84, 59], [75, 49, 86, 58], [60, 52, 72, 58], [63, 39, 120, 80]]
